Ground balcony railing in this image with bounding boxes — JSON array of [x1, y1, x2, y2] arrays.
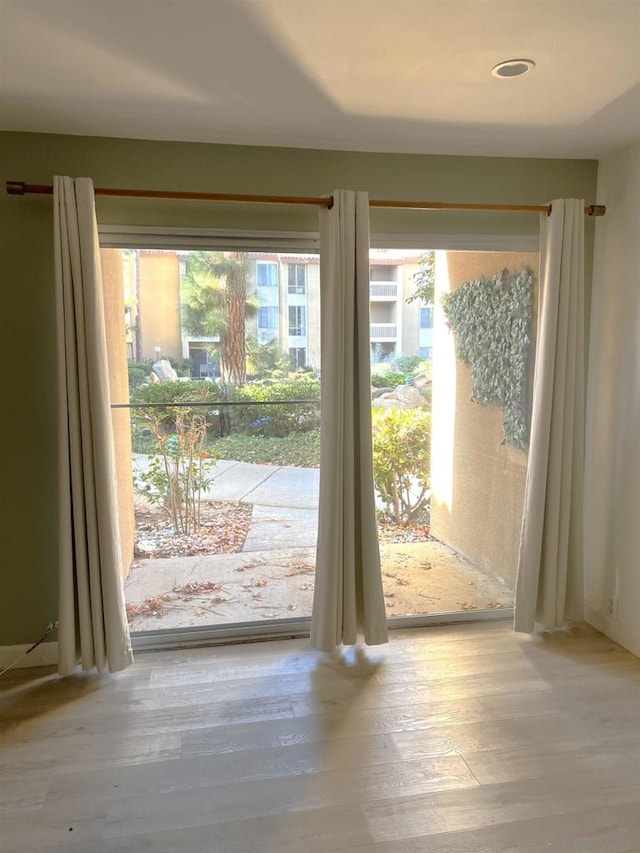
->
[[370, 323, 397, 341], [370, 281, 398, 300]]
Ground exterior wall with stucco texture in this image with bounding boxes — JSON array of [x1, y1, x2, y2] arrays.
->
[[138, 251, 183, 362], [100, 249, 135, 580], [430, 251, 538, 589]]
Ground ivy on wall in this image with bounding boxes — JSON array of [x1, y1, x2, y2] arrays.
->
[[441, 266, 535, 450]]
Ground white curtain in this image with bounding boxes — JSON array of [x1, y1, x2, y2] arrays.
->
[[310, 190, 388, 651], [54, 176, 134, 674], [514, 199, 585, 632]]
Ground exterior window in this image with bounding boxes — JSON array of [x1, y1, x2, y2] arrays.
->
[[258, 307, 279, 329], [420, 306, 434, 329], [288, 305, 306, 336], [288, 263, 306, 294], [419, 346, 433, 359], [257, 262, 278, 287], [289, 347, 307, 369]]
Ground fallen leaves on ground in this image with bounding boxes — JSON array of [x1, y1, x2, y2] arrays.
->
[[377, 521, 431, 544], [235, 558, 267, 573], [126, 583, 229, 624], [285, 562, 314, 576], [134, 502, 252, 559], [174, 581, 223, 596], [126, 594, 172, 621], [242, 579, 268, 590], [172, 581, 227, 605]]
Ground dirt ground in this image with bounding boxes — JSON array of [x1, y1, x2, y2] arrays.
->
[[124, 538, 513, 632]]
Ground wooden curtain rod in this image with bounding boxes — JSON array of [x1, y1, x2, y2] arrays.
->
[[5, 181, 606, 217]]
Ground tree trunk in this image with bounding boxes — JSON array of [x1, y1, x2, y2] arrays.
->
[[220, 263, 247, 386]]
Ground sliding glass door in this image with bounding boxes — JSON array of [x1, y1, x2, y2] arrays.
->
[[102, 246, 321, 637], [370, 248, 538, 621], [102, 237, 537, 643]]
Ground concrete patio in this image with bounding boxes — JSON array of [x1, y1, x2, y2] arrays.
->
[[125, 456, 513, 631]]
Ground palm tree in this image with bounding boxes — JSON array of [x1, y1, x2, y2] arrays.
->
[[182, 252, 255, 386]]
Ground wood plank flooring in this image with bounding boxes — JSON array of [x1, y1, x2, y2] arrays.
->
[[1, 621, 639, 852]]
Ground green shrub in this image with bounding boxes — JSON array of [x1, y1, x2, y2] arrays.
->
[[127, 361, 154, 391], [371, 373, 393, 389], [166, 356, 194, 377], [413, 359, 433, 382], [130, 380, 223, 445], [372, 407, 431, 526], [131, 379, 221, 407], [230, 376, 321, 437], [391, 354, 423, 374]]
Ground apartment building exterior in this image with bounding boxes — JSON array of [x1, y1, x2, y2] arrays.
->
[[122, 248, 434, 375]]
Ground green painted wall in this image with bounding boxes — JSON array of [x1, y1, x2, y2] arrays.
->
[[0, 131, 597, 646]]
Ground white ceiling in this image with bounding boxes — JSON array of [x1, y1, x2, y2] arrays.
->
[[1, 0, 639, 159]]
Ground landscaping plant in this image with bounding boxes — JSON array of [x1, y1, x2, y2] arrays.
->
[[372, 407, 431, 526], [230, 375, 321, 437], [134, 404, 216, 535]]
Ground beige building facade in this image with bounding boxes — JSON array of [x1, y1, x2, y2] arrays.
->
[[121, 249, 432, 374]]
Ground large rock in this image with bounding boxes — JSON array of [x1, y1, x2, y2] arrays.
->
[[372, 384, 427, 410], [152, 359, 179, 382], [413, 374, 432, 394], [371, 386, 394, 399]]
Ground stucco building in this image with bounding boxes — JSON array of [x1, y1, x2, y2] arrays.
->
[[120, 248, 433, 374]]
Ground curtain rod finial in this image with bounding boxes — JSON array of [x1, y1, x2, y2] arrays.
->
[[6, 181, 26, 195], [587, 204, 606, 217]]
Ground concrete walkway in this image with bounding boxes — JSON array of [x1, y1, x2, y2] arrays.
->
[[132, 454, 320, 552], [127, 455, 513, 630]]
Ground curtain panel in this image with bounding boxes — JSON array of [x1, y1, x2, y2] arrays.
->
[[310, 190, 388, 651], [515, 199, 585, 632], [54, 176, 133, 674]]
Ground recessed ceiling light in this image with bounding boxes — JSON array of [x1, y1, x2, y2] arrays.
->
[[491, 59, 535, 79]]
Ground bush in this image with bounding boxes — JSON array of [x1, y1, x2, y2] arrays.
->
[[131, 379, 221, 407], [130, 380, 223, 445], [391, 354, 423, 374], [230, 376, 321, 437], [135, 409, 215, 535], [167, 356, 194, 377], [128, 361, 153, 391], [371, 373, 393, 389], [372, 407, 431, 526]]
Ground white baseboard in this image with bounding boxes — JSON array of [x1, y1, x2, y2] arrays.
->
[[584, 605, 640, 658], [0, 642, 58, 671]]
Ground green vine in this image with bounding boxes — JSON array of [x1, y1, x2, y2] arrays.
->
[[441, 266, 535, 449]]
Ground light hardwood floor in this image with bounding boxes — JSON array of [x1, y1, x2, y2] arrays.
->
[[1, 621, 640, 852]]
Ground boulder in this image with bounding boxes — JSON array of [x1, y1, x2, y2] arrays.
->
[[372, 384, 427, 410], [413, 374, 432, 394], [152, 359, 178, 382], [371, 386, 394, 399]]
